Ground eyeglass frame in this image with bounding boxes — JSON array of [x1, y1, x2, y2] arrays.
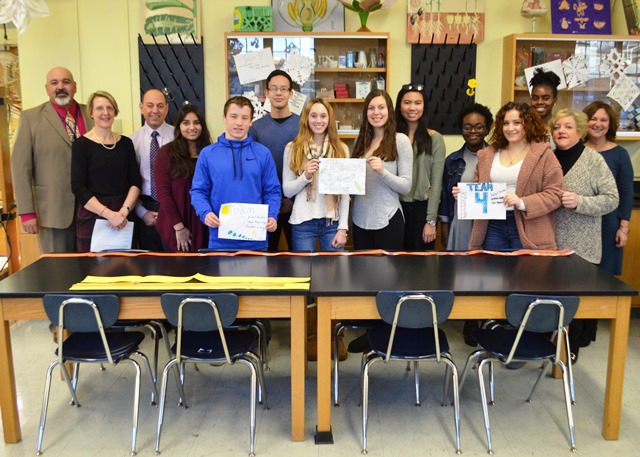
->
[[461, 123, 487, 133], [267, 86, 292, 93]]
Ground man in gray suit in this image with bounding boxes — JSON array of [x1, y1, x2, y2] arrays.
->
[[11, 67, 93, 253]]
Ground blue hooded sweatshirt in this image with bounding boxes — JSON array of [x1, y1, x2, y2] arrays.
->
[[190, 133, 282, 250]]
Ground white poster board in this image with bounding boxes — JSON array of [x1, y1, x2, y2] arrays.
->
[[218, 203, 268, 241], [233, 48, 276, 85], [318, 158, 366, 195], [90, 220, 134, 252], [457, 182, 507, 220]]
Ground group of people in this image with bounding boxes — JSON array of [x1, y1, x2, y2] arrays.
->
[[11, 67, 633, 360]]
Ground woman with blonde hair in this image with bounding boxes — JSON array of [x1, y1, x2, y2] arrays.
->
[[283, 98, 350, 251], [71, 91, 141, 252]]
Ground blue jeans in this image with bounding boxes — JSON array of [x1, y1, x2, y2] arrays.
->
[[484, 212, 523, 251], [292, 218, 343, 252]]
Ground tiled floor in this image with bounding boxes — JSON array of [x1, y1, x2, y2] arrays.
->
[[1, 316, 639, 457]]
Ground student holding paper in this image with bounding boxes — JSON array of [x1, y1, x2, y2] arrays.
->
[[351, 90, 413, 250], [395, 83, 446, 250], [190, 96, 281, 250], [282, 98, 350, 251], [154, 104, 211, 252], [71, 91, 141, 252], [465, 101, 564, 251]]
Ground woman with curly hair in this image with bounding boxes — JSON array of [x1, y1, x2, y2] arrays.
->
[[351, 89, 413, 250], [154, 103, 211, 252], [465, 101, 564, 250], [282, 98, 350, 251]]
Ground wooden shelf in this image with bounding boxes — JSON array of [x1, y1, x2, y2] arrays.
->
[[314, 68, 386, 73]]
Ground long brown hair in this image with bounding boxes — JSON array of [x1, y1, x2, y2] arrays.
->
[[352, 90, 398, 161], [168, 104, 211, 179], [289, 98, 346, 174], [489, 101, 548, 150]]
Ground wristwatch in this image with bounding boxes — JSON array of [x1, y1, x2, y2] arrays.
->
[[427, 220, 436, 227]]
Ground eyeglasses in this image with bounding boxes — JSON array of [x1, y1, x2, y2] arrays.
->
[[402, 84, 424, 92], [462, 123, 486, 133], [268, 86, 291, 93]]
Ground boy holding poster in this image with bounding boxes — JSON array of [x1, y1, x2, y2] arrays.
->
[[190, 96, 281, 250]]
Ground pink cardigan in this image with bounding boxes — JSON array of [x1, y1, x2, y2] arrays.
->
[[468, 141, 564, 250]]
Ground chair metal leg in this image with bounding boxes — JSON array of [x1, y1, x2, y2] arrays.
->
[[414, 361, 420, 406], [36, 360, 59, 455], [247, 352, 269, 410], [59, 360, 81, 407], [333, 323, 345, 406], [443, 353, 454, 406], [155, 359, 179, 455], [237, 358, 258, 457], [441, 357, 462, 454], [559, 361, 577, 452], [361, 356, 380, 455], [488, 360, 495, 405], [563, 329, 576, 404], [477, 357, 494, 454], [122, 358, 142, 456], [252, 320, 269, 371], [458, 349, 482, 394], [134, 350, 159, 406], [527, 360, 551, 402]]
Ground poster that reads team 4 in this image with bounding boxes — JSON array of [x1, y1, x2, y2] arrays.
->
[[457, 182, 506, 220]]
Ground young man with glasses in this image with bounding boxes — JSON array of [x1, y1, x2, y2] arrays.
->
[[249, 69, 300, 251]]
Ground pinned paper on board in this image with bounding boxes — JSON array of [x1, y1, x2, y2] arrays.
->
[[318, 158, 366, 195], [607, 75, 640, 111], [233, 48, 276, 85], [457, 182, 507, 220], [562, 55, 591, 88], [281, 52, 314, 86], [218, 203, 269, 241]]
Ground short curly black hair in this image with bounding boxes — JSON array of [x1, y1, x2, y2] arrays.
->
[[529, 68, 561, 98], [456, 103, 493, 131]]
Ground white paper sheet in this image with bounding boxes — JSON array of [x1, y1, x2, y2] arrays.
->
[[457, 182, 507, 220], [233, 48, 276, 85], [90, 219, 134, 252], [524, 59, 567, 94], [318, 158, 366, 195], [218, 203, 268, 241]]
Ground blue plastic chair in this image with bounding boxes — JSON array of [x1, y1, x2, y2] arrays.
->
[[458, 294, 580, 454], [154, 293, 268, 457], [36, 294, 157, 456], [361, 291, 461, 454]]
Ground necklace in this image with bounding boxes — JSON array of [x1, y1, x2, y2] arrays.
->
[[505, 143, 529, 166], [93, 130, 116, 150]]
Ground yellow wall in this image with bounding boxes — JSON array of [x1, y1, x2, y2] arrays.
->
[[11, 0, 639, 172]]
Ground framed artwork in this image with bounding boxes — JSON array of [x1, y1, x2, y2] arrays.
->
[[623, 0, 640, 35], [550, 0, 611, 34], [406, 0, 485, 45], [140, 0, 201, 44], [273, 0, 344, 32]]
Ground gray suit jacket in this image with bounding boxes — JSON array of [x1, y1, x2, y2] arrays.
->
[[11, 101, 93, 229]]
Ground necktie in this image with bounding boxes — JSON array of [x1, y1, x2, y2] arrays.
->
[[64, 110, 77, 141], [150, 131, 159, 199]]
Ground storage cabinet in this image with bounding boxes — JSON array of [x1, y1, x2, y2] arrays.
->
[[225, 32, 390, 139], [502, 33, 640, 139]]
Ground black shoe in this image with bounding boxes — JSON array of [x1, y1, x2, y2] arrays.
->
[[570, 348, 579, 365], [463, 320, 479, 347], [347, 333, 371, 353]]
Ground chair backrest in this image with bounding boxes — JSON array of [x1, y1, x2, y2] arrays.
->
[[161, 293, 240, 363], [160, 293, 239, 331], [376, 291, 454, 362], [505, 294, 579, 332], [43, 294, 121, 365], [43, 294, 120, 332], [376, 291, 454, 328], [504, 294, 580, 364]]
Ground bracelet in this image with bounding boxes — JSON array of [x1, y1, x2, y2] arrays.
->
[[99, 206, 107, 216], [619, 226, 630, 234], [122, 205, 130, 213], [176, 226, 186, 232]]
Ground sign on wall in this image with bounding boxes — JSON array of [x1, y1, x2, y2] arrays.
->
[[550, 0, 611, 34]]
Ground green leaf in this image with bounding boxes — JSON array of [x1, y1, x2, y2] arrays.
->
[[145, 0, 192, 11], [144, 14, 195, 36]]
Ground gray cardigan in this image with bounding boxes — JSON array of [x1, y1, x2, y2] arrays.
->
[[556, 147, 619, 263], [352, 133, 413, 230]]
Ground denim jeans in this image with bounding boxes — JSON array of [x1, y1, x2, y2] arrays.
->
[[291, 218, 342, 252], [484, 212, 523, 251]]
